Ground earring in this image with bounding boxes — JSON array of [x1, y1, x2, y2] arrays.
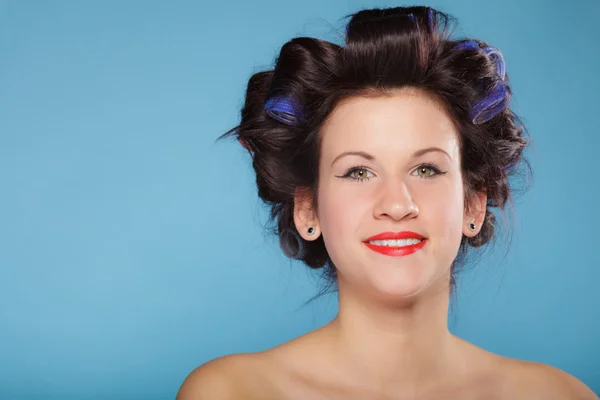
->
[[469, 221, 476, 231], [307, 226, 315, 235]]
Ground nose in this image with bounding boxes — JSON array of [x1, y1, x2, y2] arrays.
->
[[373, 179, 419, 221]]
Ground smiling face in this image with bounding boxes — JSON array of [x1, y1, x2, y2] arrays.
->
[[298, 88, 482, 302]]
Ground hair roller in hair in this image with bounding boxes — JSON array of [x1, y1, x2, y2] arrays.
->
[[279, 227, 305, 259], [454, 39, 481, 52], [469, 82, 511, 124], [264, 96, 305, 126], [483, 46, 506, 81], [408, 13, 420, 34]]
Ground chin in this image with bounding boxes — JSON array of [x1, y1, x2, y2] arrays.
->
[[369, 266, 437, 300], [361, 246, 454, 301]]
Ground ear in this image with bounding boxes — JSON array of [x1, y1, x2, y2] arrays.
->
[[293, 187, 320, 240], [463, 189, 487, 237]]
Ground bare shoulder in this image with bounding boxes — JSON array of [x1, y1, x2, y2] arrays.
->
[[502, 358, 598, 399], [176, 353, 271, 400], [175, 330, 327, 400]]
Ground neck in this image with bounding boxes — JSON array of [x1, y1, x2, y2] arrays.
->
[[324, 278, 462, 393]]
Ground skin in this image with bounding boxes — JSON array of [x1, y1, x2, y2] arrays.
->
[[177, 88, 598, 400]]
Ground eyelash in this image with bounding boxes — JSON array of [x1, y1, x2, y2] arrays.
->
[[338, 163, 447, 183]]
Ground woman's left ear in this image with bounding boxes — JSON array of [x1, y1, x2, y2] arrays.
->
[[463, 190, 487, 237]]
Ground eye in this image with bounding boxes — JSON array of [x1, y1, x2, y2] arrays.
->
[[412, 163, 446, 179], [336, 163, 447, 183], [338, 165, 373, 183]]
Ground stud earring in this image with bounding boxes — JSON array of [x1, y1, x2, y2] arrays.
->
[[307, 226, 315, 235], [469, 221, 476, 231]]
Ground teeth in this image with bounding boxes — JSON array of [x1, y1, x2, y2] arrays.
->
[[368, 239, 422, 247]]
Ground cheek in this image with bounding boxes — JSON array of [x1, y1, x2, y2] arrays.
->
[[319, 191, 361, 235], [418, 180, 465, 247], [317, 183, 370, 259]]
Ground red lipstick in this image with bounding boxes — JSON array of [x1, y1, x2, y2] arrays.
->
[[363, 231, 427, 257]]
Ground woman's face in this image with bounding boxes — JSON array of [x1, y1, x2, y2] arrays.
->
[[314, 89, 471, 301]]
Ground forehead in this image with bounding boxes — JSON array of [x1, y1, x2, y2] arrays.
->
[[320, 89, 459, 161]]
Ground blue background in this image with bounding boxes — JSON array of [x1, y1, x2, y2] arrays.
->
[[1, 0, 598, 398]]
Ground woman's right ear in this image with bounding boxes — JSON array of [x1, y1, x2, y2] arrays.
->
[[293, 187, 320, 240]]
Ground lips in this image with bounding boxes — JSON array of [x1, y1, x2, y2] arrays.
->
[[363, 231, 425, 242], [363, 231, 427, 257]]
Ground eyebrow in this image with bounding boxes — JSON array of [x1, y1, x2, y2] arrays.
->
[[331, 147, 452, 167]]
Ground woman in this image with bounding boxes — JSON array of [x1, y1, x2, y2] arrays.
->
[[178, 6, 598, 399]]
